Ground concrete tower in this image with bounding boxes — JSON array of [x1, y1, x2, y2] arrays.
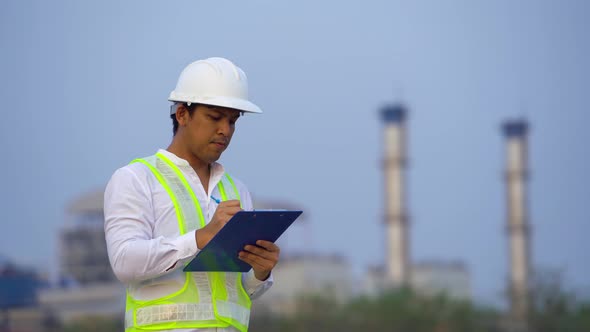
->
[[502, 120, 531, 327], [380, 104, 410, 287]]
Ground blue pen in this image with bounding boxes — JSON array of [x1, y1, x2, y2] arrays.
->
[[210, 196, 221, 204]]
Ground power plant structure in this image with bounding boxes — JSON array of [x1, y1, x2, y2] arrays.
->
[[59, 190, 116, 285], [369, 102, 472, 300], [380, 103, 410, 287], [502, 120, 532, 329], [376, 104, 533, 317]]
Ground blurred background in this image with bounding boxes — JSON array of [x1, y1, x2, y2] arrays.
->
[[1, 0, 589, 331]]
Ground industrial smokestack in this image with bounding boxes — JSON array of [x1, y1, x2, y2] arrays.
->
[[502, 120, 531, 328], [380, 104, 410, 287]]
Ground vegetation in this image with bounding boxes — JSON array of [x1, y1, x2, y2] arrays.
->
[[250, 289, 501, 332], [58, 275, 590, 332], [61, 315, 123, 332], [250, 283, 590, 332]]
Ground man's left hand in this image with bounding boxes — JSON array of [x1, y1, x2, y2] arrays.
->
[[239, 240, 280, 281]]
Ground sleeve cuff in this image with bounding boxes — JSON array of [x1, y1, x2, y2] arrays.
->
[[175, 230, 199, 260], [243, 269, 274, 296]]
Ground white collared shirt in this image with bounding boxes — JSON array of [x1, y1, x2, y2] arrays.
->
[[104, 149, 272, 332]]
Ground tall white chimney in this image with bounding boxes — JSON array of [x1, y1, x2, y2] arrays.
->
[[502, 120, 531, 327], [381, 104, 410, 287]]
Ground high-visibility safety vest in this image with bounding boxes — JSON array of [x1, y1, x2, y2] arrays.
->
[[124, 152, 252, 332]]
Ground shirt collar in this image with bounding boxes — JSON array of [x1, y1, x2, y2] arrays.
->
[[156, 149, 225, 177]]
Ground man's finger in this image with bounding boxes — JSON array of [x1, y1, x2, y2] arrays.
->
[[239, 252, 273, 270], [255, 240, 280, 252], [220, 206, 243, 216], [218, 200, 241, 208], [243, 245, 277, 260]]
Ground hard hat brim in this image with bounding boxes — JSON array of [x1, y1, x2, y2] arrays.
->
[[169, 93, 262, 115]]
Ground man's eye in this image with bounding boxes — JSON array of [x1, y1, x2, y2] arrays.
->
[[209, 115, 221, 121]]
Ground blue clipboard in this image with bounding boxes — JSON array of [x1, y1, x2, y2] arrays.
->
[[183, 210, 303, 272]]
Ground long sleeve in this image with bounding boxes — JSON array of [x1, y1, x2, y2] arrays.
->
[[242, 269, 274, 299], [104, 167, 199, 283]]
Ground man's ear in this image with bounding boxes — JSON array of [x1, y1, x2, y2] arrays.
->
[[176, 104, 189, 126]]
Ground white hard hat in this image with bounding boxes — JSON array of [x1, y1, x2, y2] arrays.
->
[[168, 57, 262, 114]]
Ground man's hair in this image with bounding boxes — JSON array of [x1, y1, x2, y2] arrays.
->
[[171, 103, 198, 136]]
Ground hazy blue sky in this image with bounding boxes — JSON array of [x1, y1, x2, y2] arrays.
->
[[1, 0, 588, 306]]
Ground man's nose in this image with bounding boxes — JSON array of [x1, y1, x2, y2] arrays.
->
[[217, 119, 232, 136]]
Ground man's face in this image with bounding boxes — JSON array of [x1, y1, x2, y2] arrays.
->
[[178, 104, 241, 164]]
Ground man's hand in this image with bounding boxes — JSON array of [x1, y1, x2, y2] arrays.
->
[[195, 200, 241, 249], [239, 240, 280, 281]]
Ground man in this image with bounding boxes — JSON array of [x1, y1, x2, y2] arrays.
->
[[104, 57, 279, 332]]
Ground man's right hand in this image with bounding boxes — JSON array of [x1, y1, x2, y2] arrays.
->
[[195, 200, 242, 249]]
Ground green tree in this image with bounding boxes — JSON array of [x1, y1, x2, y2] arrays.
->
[[251, 288, 502, 332], [529, 270, 590, 332], [61, 315, 122, 332]]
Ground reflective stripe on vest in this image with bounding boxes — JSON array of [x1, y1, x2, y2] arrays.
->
[[125, 153, 252, 332]]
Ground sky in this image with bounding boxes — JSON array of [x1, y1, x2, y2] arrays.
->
[[1, 0, 589, 306]]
